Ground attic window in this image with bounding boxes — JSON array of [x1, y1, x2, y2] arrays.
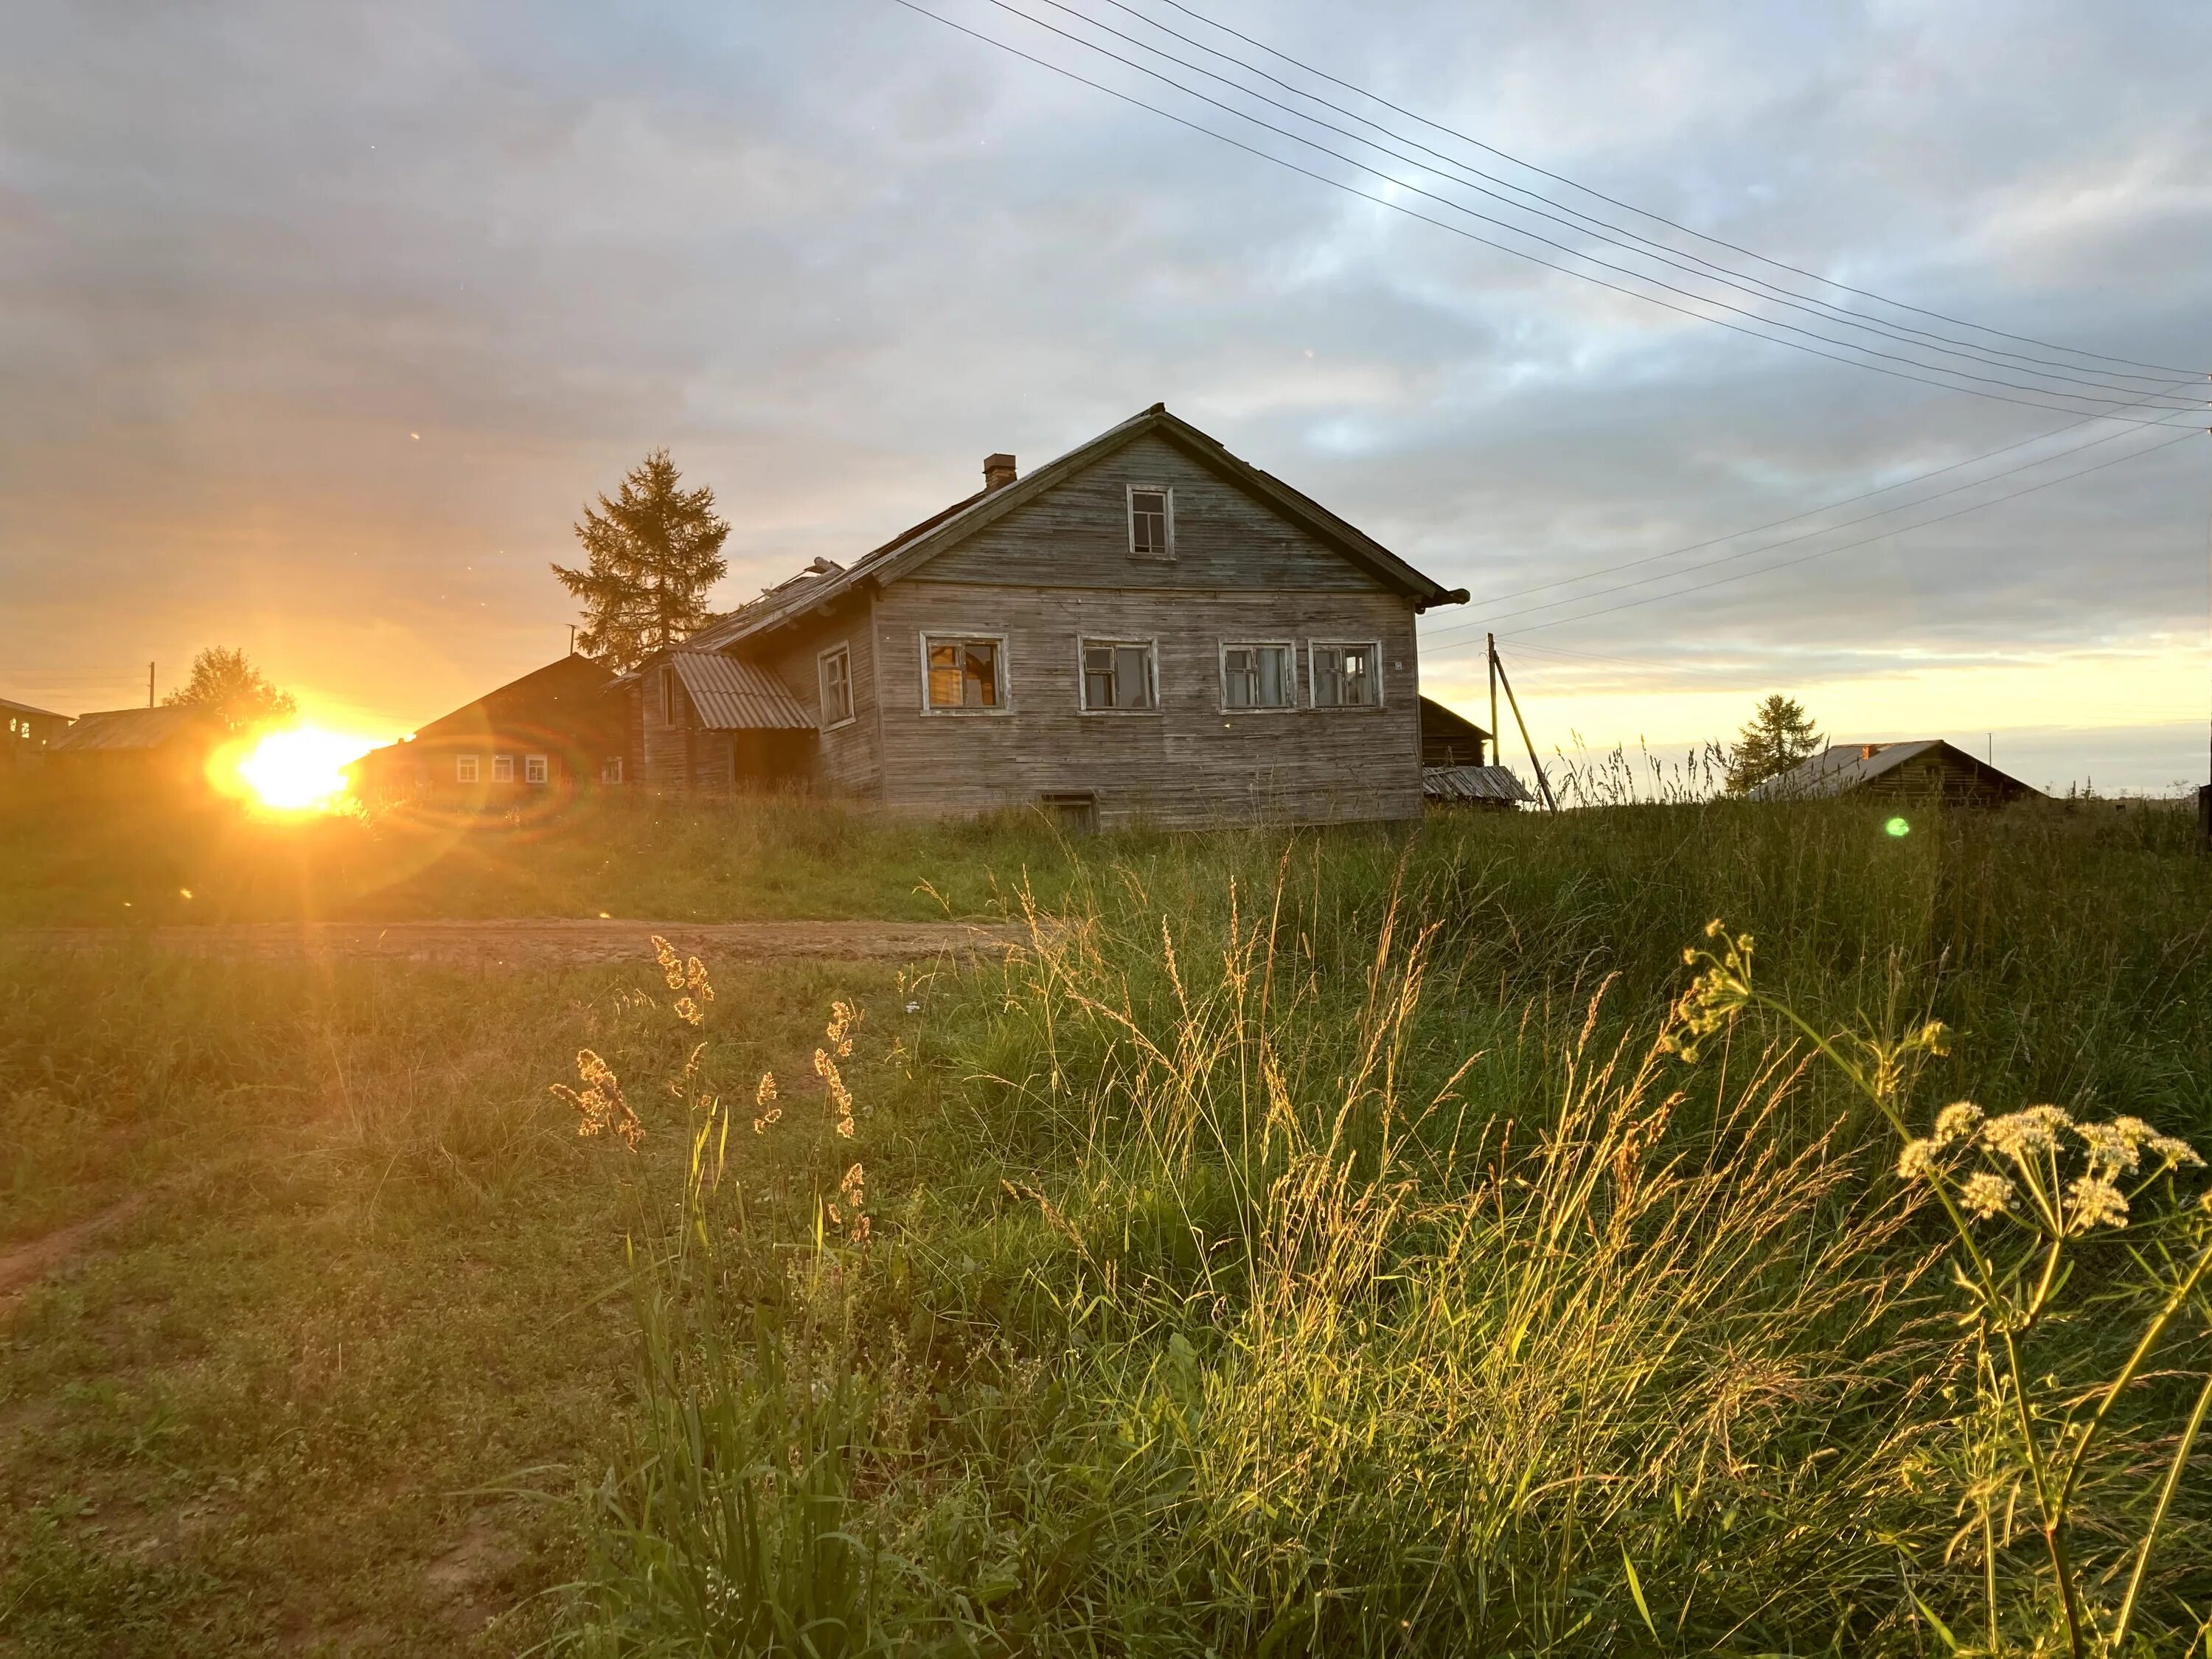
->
[[1127, 486, 1172, 558]]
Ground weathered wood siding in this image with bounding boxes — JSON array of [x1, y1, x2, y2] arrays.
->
[[753, 595, 883, 797], [923, 432, 1380, 594], [867, 580, 1422, 828]]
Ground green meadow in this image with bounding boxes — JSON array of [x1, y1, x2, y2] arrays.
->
[[4, 794, 2209, 1655]]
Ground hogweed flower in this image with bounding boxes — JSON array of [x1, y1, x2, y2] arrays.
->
[[1982, 1105, 2072, 1161], [2065, 1173, 2129, 1233], [1933, 1102, 1985, 1144], [1658, 921, 1756, 1065], [1960, 1171, 2016, 1220], [1898, 1138, 1941, 1181]]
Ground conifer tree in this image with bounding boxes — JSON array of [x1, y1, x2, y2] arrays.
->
[[1725, 695, 1823, 794], [163, 646, 297, 733], [552, 450, 730, 671]]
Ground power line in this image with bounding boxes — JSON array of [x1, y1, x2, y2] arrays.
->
[[892, 0, 2199, 422], [947, 0, 2203, 416], [1467, 425, 2203, 639], [1420, 404, 2206, 645], [1032, 0, 2196, 400], [1143, 0, 2208, 380]]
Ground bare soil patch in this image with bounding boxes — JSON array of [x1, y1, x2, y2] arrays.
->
[[0, 1197, 141, 1300], [9, 917, 1034, 969]]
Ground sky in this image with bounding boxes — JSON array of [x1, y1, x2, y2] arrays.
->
[[4, 0, 2208, 793]]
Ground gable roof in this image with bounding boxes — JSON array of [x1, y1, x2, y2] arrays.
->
[[48, 706, 218, 753], [1749, 740, 2041, 801], [1, 695, 66, 723], [669, 653, 813, 731], [410, 653, 616, 743], [685, 404, 1469, 654]]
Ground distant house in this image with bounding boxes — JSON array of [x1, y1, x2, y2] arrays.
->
[[617, 404, 1470, 828], [350, 654, 623, 807], [1416, 695, 1531, 809], [1, 696, 70, 770], [1750, 740, 2043, 807], [43, 706, 222, 791], [1419, 697, 1491, 767]]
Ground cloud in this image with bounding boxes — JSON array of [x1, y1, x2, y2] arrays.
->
[[1, 0, 2206, 783]]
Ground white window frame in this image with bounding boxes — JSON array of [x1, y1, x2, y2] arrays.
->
[[455, 754, 479, 784], [918, 631, 1013, 715], [1217, 640, 1298, 712], [599, 757, 625, 784], [1307, 640, 1385, 709], [492, 753, 515, 782], [1077, 636, 1161, 714], [1126, 484, 1175, 560], [818, 641, 856, 731], [524, 753, 549, 785]]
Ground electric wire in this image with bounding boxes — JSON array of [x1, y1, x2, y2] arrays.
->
[[949, 0, 2203, 415], [1419, 404, 2208, 644], [1144, 0, 2207, 378], [1030, 0, 2194, 399]]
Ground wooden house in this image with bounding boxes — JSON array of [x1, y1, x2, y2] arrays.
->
[[1419, 697, 1491, 767], [1, 696, 70, 771], [348, 653, 624, 808], [1749, 740, 2042, 807], [42, 706, 222, 793], [619, 405, 1469, 828]]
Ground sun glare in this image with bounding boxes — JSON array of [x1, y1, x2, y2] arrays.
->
[[227, 727, 378, 813]]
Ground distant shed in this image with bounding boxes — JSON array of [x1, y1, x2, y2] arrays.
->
[[1750, 740, 2042, 807], [1422, 764, 1532, 810], [1419, 696, 1492, 768], [44, 706, 223, 793]]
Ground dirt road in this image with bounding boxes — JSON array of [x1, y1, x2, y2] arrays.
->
[[10, 917, 1036, 969]]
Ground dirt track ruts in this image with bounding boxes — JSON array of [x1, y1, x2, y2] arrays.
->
[[8, 917, 1036, 969]]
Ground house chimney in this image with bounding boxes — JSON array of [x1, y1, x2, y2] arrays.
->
[[1860, 742, 1883, 760], [983, 453, 1018, 492]]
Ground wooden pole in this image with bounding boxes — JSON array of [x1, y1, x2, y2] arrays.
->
[[1487, 633, 1499, 770], [1492, 644, 1557, 813], [147, 662, 154, 708]]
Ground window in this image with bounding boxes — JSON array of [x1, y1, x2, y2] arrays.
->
[[818, 644, 855, 728], [654, 666, 677, 724], [1080, 639, 1157, 712], [923, 635, 1005, 711], [599, 757, 625, 784], [525, 754, 549, 785], [1127, 486, 1172, 558], [456, 754, 479, 784], [492, 754, 515, 782], [1310, 642, 1382, 708], [1221, 643, 1294, 709], [1040, 791, 1098, 835]]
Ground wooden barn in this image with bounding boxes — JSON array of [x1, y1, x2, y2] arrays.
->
[[348, 653, 625, 808], [617, 404, 1470, 828], [1749, 740, 2043, 807], [42, 706, 222, 793]]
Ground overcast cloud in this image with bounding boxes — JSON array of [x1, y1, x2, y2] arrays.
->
[[4, 0, 2208, 788]]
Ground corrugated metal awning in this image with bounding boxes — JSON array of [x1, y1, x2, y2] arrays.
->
[[1423, 764, 1532, 804], [670, 653, 813, 731]]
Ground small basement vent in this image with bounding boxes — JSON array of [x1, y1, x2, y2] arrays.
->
[[1040, 790, 1098, 835]]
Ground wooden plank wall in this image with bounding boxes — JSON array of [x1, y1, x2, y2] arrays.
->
[[754, 594, 882, 796], [866, 580, 1422, 828]]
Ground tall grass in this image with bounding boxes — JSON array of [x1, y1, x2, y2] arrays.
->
[[559, 799, 2212, 1654]]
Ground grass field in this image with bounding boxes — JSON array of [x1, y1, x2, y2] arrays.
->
[[4, 793, 2210, 1655]]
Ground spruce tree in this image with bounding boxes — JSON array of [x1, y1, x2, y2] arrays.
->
[[1725, 695, 1823, 794], [552, 450, 730, 671], [164, 646, 297, 733]]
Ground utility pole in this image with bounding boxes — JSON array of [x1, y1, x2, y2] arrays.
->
[[147, 662, 155, 708], [1486, 633, 1499, 770], [1489, 636, 1557, 813], [2202, 397, 2211, 849]]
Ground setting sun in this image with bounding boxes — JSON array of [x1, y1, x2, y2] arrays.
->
[[227, 726, 379, 813]]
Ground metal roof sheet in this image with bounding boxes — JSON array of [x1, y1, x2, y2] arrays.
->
[[669, 653, 813, 731], [1423, 764, 1533, 804], [47, 706, 215, 753], [1747, 740, 1947, 800], [0, 695, 66, 722]]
